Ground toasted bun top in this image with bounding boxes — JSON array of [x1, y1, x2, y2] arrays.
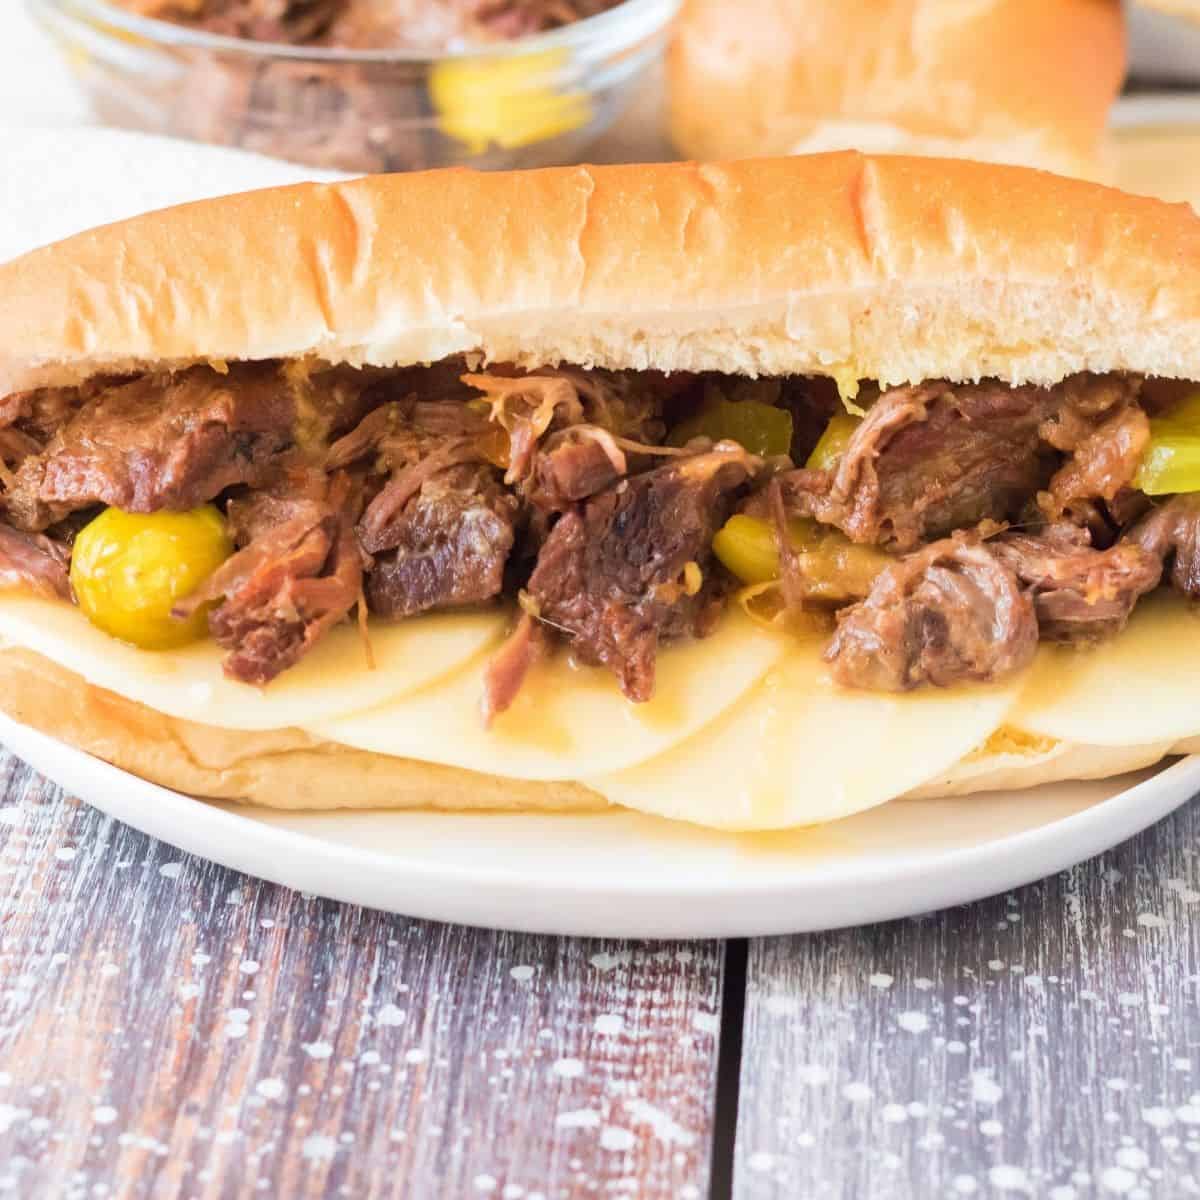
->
[[667, 0, 1126, 171], [3, 153, 1200, 393]]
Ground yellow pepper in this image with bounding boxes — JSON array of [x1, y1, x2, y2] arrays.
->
[[805, 413, 861, 471], [430, 49, 590, 154], [669, 398, 794, 458], [1135, 391, 1200, 495], [70, 506, 233, 650], [713, 513, 889, 602]]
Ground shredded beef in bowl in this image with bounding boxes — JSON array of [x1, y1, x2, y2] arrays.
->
[[31, 0, 678, 173]]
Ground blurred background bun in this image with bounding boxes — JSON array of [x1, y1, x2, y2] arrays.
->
[[668, 0, 1126, 177]]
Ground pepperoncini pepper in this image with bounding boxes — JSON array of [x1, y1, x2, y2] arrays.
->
[[713, 513, 888, 603], [430, 49, 591, 153], [70, 506, 233, 650], [668, 397, 794, 458], [1135, 391, 1200, 495]]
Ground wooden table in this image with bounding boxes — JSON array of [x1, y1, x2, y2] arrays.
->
[[3, 748, 1199, 1198]]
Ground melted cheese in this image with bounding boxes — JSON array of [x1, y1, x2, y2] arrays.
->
[[1011, 591, 1200, 747], [0, 593, 504, 731], [587, 642, 1024, 831], [307, 610, 787, 780]]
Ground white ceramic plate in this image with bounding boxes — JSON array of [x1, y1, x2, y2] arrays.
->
[[3, 711, 1197, 938]]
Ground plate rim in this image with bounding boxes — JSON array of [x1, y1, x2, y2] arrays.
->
[[3, 709, 1198, 937]]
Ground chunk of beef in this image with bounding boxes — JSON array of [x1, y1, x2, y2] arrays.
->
[[6, 366, 297, 532], [991, 526, 1161, 643], [0, 525, 71, 601], [365, 464, 518, 619], [527, 445, 759, 702], [825, 534, 1038, 691], [773, 381, 1057, 550], [527, 428, 626, 511], [174, 472, 362, 685], [769, 375, 1142, 552], [1130, 495, 1200, 597]]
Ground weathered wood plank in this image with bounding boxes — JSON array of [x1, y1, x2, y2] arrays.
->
[[734, 795, 1200, 1199], [0, 751, 722, 1199]]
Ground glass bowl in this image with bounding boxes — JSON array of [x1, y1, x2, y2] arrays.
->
[[28, 0, 680, 174]]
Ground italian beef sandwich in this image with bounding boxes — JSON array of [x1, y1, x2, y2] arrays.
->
[[1, 154, 1199, 830]]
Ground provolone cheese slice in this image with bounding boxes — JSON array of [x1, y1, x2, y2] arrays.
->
[[1012, 591, 1200, 747], [0, 593, 504, 731], [308, 610, 787, 780], [587, 643, 1024, 831]]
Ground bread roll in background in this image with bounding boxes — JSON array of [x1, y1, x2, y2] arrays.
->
[[667, 0, 1126, 178]]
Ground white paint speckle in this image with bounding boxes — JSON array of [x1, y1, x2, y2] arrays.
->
[[952, 1177, 978, 1196], [881, 1104, 907, 1124], [897, 1011, 929, 1034], [254, 1079, 284, 1101], [158, 862, 183, 879], [360, 1051, 381, 1066], [376, 1004, 405, 1027], [842, 1082, 872, 1103], [588, 952, 631, 972], [988, 1165, 1030, 1193], [980, 1120, 1003, 1138], [552, 1058, 584, 1079], [473, 1176, 497, 1194], [796, 1065, 830, 1086], [914, 977, 934, 990], [0, 808, 20, 826], [599, 1127, 636, 1152], [747, 1152, 774, 1173], [1117, 993, 1143, 1009], [946, 1041, 967, 1055], [1136, 913, 1167, 929], [1176, 1104, 1200, 1125], [404, 1049, 427, 1066], [971, 1071, 1003, 1105], [509, 966, 535, 982], [1049, 1188, 1078, 1200], [91, 1107, 117, 1126], [301, 1042, 333, 1060], [1116, 1148, 1149, 1171], [99, 963, 119, 979], [54, 847, 76, 862], [868, 973, 894, 990], [692, 1012, 719, 1035], [624, 1099, 695, 1147], [1100, 1166, 1137, 1194], [502, 1187, 526, 1200], [238, 961, 260, 977], [1143, 1107, 1174, 1129], [554, 1109, 600, 1130], [594, 1014, 624, 1036], [301, 1135, 337, 1162], [178, 983, 201, 1001]]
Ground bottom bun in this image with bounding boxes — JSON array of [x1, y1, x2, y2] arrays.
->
[[0, 647, 604, 813], [0, 646, 1188, 824]]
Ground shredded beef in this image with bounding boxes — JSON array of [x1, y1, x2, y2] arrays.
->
[[365, 464, 518, 619], [1130, 495, 1200, 597], [826, 534, 1039, 691], [1038, 378, 1149, 523], [527, 445, 759, 701], [6, 366, 297, 532], [482, 611, 549, 723], [174, 471, 363, 684], [0, 526, 71, 601], [991, 526, 1162, 643]]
